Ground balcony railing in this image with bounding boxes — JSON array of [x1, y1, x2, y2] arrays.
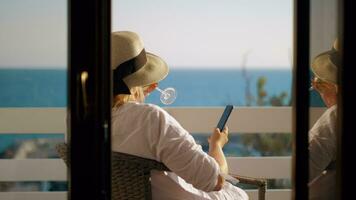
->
[[0, 107, 325, 200]]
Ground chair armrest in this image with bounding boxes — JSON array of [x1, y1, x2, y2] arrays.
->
[[230, 174, 267, 200], [231, 174, 266, 187]]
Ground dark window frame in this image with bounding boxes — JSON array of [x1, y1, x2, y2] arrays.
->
[[68, 0, 111, 199]]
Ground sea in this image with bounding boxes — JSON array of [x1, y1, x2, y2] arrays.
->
[[0, 68, 324, 158]]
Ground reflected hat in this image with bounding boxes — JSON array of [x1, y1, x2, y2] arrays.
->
[[111, 31, 169, 95], [311, 38, 341, 84]]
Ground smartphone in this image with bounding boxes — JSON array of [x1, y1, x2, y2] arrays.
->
[[217, 105, 234, 131]]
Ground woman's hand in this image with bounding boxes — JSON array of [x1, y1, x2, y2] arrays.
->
[[208, 127, 229, 177], [208, 127, 229, 148]]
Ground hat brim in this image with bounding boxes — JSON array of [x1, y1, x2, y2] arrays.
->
[[311, 50, 338, 84], [123, 53, 169, 88]]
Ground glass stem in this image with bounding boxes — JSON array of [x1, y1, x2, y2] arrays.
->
[[156, 87, 164, 93]]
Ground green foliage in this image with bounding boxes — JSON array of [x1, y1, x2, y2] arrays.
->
[[240, 75, 292, 189], [257, 77, 267, 106], [242, 75, 292, 156], [255, 76, 289, 107], [240, 134, 291, 156]]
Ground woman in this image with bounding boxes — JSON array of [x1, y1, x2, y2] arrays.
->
[[111, 31, 248, 200], [308, 39, 340, 200]]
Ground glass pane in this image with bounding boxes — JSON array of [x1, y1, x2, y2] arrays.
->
[[0, 0, 67, 194], [309, 0, 338, 199], [113, 0, 293, 194]]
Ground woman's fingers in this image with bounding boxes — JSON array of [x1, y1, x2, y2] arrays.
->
[[222, 126, 229, 135]]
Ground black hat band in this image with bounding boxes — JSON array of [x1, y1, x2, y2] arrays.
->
[[113, 48, 147, 95]]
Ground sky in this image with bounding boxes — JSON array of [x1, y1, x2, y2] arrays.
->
[[0, 0, 67, 68], [0, 0, 292, 69]]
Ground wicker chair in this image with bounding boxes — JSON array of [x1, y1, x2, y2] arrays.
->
[[56, 143, 266, 200]]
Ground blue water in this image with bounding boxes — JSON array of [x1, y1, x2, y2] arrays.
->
[[0, 68, 324, 156], [148, 69, 293, 106], [0, 69, 67, 107], [0, 68, 324, 107]]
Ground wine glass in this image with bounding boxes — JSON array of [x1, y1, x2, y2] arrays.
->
[[155, 87, 177, 105]]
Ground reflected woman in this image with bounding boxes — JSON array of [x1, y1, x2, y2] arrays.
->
[[308, 39, 340, 200]]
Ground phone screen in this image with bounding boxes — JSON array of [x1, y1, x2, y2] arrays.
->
[[217, 105, 234, 131]]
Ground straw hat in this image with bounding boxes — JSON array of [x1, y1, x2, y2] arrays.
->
[[111, 31, 169, 95], [311, 39, 341, 84]]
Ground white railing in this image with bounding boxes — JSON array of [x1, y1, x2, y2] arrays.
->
[[0, 107, 326, 200]]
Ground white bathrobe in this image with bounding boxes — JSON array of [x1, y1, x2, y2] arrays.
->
[[112, 102, 248, 200]]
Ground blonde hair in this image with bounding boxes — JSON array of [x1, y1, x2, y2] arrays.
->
[[313, 77, 338, 94], [113, 86, 145, 107]]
